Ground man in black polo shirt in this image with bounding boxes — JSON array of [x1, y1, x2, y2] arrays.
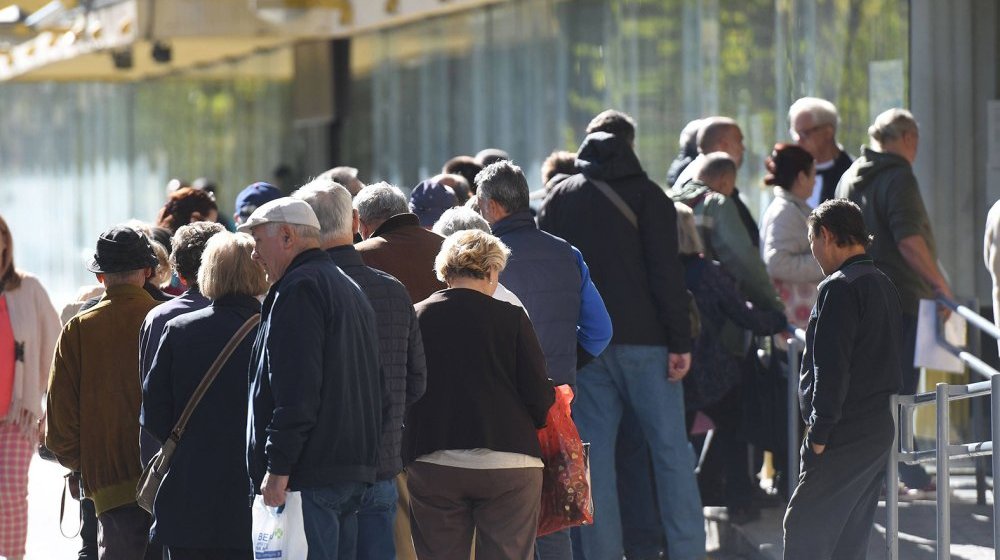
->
[[783, 199, 902, 559]]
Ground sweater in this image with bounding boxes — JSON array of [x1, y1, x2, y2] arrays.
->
[[46, 283, 160, 515], [405, 289, 554, 463]]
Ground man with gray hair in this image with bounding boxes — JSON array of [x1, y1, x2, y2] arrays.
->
[[355, 183, 447, 302], [294, 180, 426, 560], [836, 108, 953, 494], [240, 198, 382, 559], [478, 160, 612, 559], [789, 97, 853, 206]]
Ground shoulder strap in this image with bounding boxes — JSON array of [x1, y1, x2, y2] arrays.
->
[[590, 178, 638, 230], [168, 313, 261, 443]]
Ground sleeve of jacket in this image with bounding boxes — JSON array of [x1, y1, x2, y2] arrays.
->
[[138, 314, 156, 386], [573, 247, 612, 358], [807, 281, 860, 446], [638, 186, 692, 353], [706, 196, 784, 312], [45, 323, 82, 472], [404, 302, 427, 411], [30, 277, 62, 394], [762, 205, 825, 284], [264, 281, 326, 475], [514, 309, 555, 427], [140, 326, 175, 450], [709, 264, 789, 335]]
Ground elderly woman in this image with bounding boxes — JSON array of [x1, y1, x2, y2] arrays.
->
[[404, 229, 554, 560], [140, 231, 268, 560], [0, 214, 61, 560], [759, 144, 825, 331]]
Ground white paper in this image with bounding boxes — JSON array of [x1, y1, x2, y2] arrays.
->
[[914, 299, 967, 373]]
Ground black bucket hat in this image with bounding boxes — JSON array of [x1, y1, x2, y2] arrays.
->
[[87, 226, 159, 274]]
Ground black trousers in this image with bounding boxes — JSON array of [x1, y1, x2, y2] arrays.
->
[[164, 547, 252, 560], [782, 414, 894, 560]]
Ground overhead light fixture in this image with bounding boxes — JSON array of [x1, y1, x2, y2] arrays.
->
[[110, 46, 131, 70], [151, 40, 170, 63], [0, 5, 23, 24], [24, 0, 64, 29]]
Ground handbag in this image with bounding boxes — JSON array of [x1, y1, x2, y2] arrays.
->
[[537, 385, 593, 536], [135, 313, 260, 513]]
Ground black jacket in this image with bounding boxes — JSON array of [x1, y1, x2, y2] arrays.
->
[[248, 248, 382, 489], [539, 131, 692, 353], [140, 294, 259, 550], [405, 289, 554, 462], [326, 245, 427, 480], [817, 149, 854, 204], [800, 255, 902, 447]]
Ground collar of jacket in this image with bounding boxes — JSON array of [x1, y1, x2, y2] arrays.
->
[[212, 292, 261, 312], [491, 210, 536, 237], [372, 213, 421, 238], [263, 248, 329, 308], [104, 283, 154, 301], [326, 245, 365, 269], [836, 253, 874, 273], [772, 186, 812, 214]]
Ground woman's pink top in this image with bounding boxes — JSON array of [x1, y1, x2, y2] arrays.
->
[[0, 295, 15, 418]]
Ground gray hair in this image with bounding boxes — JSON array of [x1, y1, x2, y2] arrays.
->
[[169, 221, 226, 284], [789, 97, 839, 129], [353, 182, 409, 227], [432, 207, 492, 236], [475, 161, 530, 214], [675, 202, 704, 255], [697, 116, 739, 153], [868, 108, 919, 146], [317, 166, 365, 196], [293, 179, 354, 244]]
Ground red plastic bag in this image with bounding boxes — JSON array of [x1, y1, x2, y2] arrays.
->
[[537, 385, 593, 537]]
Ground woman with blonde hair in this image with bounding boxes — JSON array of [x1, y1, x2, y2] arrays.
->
[[0, 214, 61, 560], [405, 229, 554, 560], [141, 231, 267, 559]]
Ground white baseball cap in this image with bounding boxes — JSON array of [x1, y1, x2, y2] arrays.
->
[[237, 197, 321, 232]]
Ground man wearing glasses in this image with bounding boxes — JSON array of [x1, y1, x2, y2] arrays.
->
[[789, 97, 854, 207]]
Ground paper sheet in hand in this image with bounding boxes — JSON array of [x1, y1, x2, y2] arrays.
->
[[914, 299, 967, 373]]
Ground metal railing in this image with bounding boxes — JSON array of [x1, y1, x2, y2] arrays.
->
[[785, 328, 807, 500]]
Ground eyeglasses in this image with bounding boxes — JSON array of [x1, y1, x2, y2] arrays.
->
[[790, 123, 830, 142]]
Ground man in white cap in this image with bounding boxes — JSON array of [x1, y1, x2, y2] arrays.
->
[[239, 198, 383, 560]]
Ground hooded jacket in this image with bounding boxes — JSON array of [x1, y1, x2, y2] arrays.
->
[[539, 132, 691, 353], [834, 147, 936, 315]]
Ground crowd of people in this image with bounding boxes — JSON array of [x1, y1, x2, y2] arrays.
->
[[0, 98, 970, 560]]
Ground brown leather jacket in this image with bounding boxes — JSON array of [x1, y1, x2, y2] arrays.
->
[[355, 213, 446, 303]]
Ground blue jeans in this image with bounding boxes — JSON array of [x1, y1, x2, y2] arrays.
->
[[300, 482, 368, 560], [347, 478, 398, 560], [572, 345, 705, 560]]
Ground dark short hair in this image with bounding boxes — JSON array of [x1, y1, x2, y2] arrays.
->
[[541, 150, 576, 186], [586, 110, 637, 144], [170, 221, 226, 284], [808, 199, 873, 248], [764, 143, 814, 190], [442, 156, 484, 194], [476, 161, 530, 214]]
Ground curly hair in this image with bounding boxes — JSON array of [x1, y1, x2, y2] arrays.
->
[[156, 187, 219, 233], [170, 221, 226, 284], [434, 229, 510, 283], [764, 143, 814, 190]]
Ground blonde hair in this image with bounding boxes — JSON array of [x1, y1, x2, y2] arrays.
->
[[198, 232, 269, 300], [675, 202, 704, 255], [434, 229, 510, 283], [0, 214, 22, 291]]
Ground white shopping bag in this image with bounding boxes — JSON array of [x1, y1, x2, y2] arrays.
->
[[252, 491, 309, 559], [914, 299, 967, 373]]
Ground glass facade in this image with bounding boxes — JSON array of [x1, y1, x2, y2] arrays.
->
[[0, 48, 294, 303], [342, 0, 909, 213]]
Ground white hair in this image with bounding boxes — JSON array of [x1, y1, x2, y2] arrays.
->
[[868, 108, 918, 147], [353, 182, 409, 227], [789, 97, 839, 129], [293, 179, 354, 243], [432, 207, 492, 236]]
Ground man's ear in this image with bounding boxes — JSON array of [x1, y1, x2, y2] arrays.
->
[[352, 210, 360, 234]]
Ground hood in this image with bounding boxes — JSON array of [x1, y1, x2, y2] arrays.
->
[[575, 131, 646, 182], [668, 179, 711, 205], [846, 146, 912, 191]]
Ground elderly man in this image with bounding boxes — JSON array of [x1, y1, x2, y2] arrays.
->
[[477, 160, 613, 559], [355, 183, 446, 303], [47, 226, 162, 560], [293, 180, 427, 560], [540, 110, 704, 560], [783, 199, 902, 559], [835, 108, 952, 494], [233, 182, 282, 226], [239, 198, 382, 560], [788, 97, 853, 206]]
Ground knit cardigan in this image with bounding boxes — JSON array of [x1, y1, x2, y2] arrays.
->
[[2, 272, 60, 439]]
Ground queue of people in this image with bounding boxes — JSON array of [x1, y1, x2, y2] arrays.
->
[[0, 99, 969, 560]]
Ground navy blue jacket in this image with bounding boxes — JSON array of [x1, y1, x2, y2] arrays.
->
[[248, 248, 382, 490], [327, 245, 427, 480], [140, 294, 259, 550], [493, 210, 612, 384]]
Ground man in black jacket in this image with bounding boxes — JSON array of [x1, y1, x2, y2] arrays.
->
[[783, 199, 902, 559], [240, 198, 382, 560], [294, 180, 427, 560], [539, 110, 705, 560]]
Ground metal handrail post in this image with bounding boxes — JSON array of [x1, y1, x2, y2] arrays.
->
[[936, 383, 951, 560], [887, 394, 900, 560], [786, 337, 801, 500], [992, 374, 1000, 557]]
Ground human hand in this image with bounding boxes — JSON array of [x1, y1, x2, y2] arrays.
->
[[810, 442, 825, 455], [667, 352, 691, 382], [934, 284, 954, 321], [261, 472, 289, 507]]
